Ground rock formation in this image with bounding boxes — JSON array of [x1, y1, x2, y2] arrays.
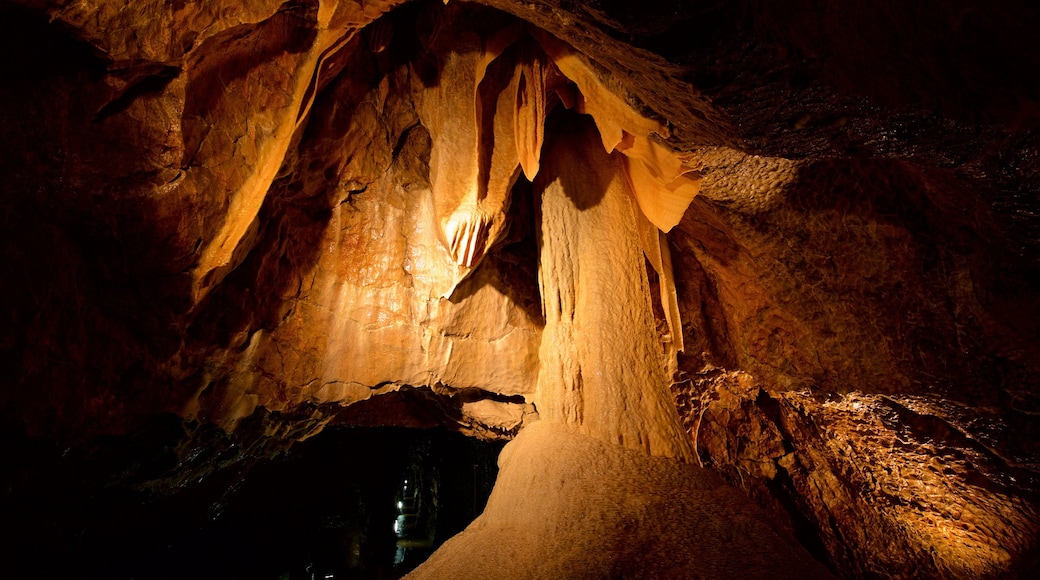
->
[[2, 0, 1040, 577], [406, 421, 831, 579]]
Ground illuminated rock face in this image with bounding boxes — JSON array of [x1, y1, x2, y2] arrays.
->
[[407, 421, 831, 579], [3, 0, 1040, 577], [533, 113, 692, 460], [168, 3, 699, 448]]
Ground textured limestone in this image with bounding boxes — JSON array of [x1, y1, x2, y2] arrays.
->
[[3, 0, 1040, 577], [668, 156, 1040, 576], [533, 113, 692, 459], [191, 48, 545, 429], [673, 370, 1040, 578], [407, 420, 832, 579]]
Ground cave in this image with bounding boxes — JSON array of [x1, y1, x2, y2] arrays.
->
[[2, 0, 1039, 578]]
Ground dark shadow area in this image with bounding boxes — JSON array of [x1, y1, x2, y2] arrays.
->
[[0, 3, 199, 438], [447, 177, 545, 328], [539, 110, 610, 211], [332, 387, 529, 441], [0, 422, 502, 580]]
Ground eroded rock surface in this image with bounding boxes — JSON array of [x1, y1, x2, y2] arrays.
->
[[407, 420, 832, 579], [3, 0, 1040, 577]]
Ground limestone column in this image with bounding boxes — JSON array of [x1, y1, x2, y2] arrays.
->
[[533, 113, 693, 461]]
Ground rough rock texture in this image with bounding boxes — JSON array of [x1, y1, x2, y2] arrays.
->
[[3, 0, 1040, 577], [533, 113, 692, 459], [406, 420, 832, 579], [668, 153, 1040, 576]]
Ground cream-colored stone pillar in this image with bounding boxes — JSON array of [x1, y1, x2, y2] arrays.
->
[[533, 114, 693, 461]]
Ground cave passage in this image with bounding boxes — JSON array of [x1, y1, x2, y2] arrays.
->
[[0, 425, 502, 580]]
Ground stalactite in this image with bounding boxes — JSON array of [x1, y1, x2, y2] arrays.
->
[[415, 20, 699, 365], [415, 21, 524, 287], [514, 40, 547, 180], [636, 210, 685, 362]]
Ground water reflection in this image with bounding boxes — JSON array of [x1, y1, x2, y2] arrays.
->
[[392, 453, 439, 569]]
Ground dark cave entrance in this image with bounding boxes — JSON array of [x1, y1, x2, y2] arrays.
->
[[198, 426, 502, 580], [1, 424, 503, 580]]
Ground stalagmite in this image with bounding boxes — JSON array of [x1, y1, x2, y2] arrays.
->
[[406, 421, 832, 579]]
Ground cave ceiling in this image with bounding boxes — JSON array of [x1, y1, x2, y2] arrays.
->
[[2, 0, 1040, 577]]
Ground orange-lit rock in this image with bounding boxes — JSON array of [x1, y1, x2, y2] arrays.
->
[[190, 34, 546, 430], [407, 420, 831, 579], [532, 113, 691, 459], [2, 0, 1040, 577]]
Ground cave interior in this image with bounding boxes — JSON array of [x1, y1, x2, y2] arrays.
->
[[2, 0, 1040, 578]]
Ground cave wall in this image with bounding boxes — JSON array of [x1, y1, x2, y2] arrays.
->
[[670, 157, 1040, 576], [3, 0, 1040, 577]]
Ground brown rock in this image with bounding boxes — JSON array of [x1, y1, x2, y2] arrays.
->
[[2, 0, 1040, 577]]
